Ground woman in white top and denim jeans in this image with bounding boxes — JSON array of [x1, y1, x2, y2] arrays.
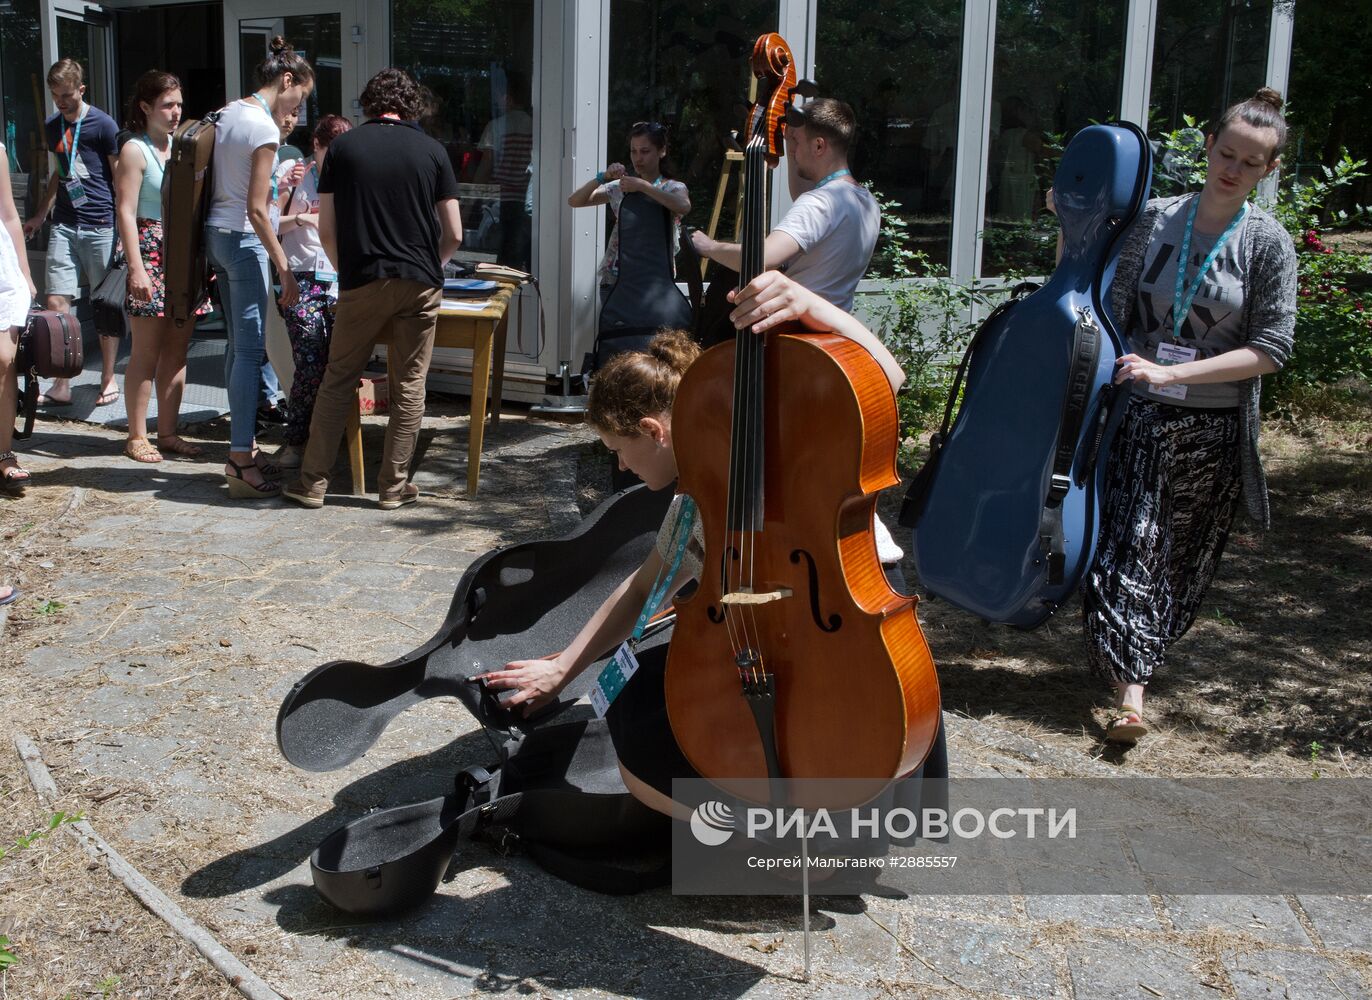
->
[[205, 36, 313, 498]]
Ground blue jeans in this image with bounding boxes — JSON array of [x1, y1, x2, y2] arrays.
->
[[222, 328, 281, 408], [205, 227, 271, 451]]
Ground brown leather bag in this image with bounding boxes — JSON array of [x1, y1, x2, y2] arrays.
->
[[13, 307, 84, 440], [162, 109, 221, 328]]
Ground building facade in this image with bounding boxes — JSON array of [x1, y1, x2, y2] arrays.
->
[[0, 0, 1294, 399]]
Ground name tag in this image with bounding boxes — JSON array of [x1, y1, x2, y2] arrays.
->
[[268, 204, 281, 232], [1148, 341, 1197, 401], [314, 250, 338, 284], [64, 179, 88, 208], [589, 642, 640, 718]]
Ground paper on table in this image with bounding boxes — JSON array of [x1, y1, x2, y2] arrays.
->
[[440, 298, 494, 312]]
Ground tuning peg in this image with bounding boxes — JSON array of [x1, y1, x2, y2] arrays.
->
[[793, 79, 820, 99]]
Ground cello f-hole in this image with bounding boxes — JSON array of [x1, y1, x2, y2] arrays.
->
[[789, 549, 842, 633]]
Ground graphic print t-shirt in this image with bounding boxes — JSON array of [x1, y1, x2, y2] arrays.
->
[[1129, 195, 1249, 408], [45, 105, 119, 226]]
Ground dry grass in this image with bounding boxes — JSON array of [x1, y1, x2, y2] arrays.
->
[[0, 756, 235, 1000], [911, 403, 1372, 779]]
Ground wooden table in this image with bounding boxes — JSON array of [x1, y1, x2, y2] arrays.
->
[[346, 283, 516, 498]]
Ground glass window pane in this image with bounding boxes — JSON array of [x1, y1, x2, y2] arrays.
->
[[982, 0, 1129, 278], [1150, 0, 1272, 136], [117, 5, 225, 123], [1, 0, 44, 215], [239, 15, 342, 153], [393, 0, 536, 272], [606, 0, 777, 238], [816, 0, 965, 275]]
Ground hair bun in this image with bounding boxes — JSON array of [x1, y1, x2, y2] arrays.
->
[[269, 35, 292, 55], [647, 329, 700, 376], [1253, 86, 1284, 112]]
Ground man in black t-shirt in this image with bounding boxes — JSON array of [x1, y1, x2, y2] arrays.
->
[[284, 68, 462, 510]]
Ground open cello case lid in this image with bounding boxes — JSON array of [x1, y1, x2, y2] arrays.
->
[[276, 484, 677, 916]]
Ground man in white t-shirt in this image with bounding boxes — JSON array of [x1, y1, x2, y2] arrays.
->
[[692, 98, 903, 570], [691, 97, 878, 313]]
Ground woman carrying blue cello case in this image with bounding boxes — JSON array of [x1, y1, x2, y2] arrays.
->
[[903, 91, 1297, 746]]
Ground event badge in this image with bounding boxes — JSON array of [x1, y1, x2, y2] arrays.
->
[[589, 642, 640, 719], [268, 204, 281, 232], [314, 250, 338, 285], [64, 179, 88, 208], [1148, 341, 1197, 401]]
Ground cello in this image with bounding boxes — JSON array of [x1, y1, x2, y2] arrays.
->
[[665, 34, 940, 806]]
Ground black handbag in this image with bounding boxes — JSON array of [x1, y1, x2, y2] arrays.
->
[[90, 249, 128, 337]]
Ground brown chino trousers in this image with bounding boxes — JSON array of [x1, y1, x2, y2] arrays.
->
[[295, 278, 442, 500]]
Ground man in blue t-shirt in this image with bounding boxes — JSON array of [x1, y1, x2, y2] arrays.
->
[[22, 58, 121, 407]]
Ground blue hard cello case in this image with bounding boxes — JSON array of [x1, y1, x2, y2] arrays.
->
[[900, 122, 1152, 628]]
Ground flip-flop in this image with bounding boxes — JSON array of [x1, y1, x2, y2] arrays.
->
[[35, 394, 71, 407], [95, 388, 121, 406], [0, 586, 19, 608]]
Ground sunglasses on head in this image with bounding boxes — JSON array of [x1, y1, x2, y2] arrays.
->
[[631, 120, 668, 135]]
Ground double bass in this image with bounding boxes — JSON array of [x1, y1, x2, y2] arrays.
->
[[665, 34, 940, 806]]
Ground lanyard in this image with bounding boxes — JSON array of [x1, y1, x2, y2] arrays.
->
[[816, 168, 850, 188], [1173, 195, 1248, 342], [62, 110, 84, 180], [630, 496, 696, 646]]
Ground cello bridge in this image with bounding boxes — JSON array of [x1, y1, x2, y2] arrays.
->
[[720, 587, 793, 606]]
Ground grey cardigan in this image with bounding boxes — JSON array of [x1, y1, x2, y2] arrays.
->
[[1108, 194, 1298, 527]]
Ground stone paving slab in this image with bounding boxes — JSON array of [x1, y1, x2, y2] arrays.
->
[[1223, 946, 1369, 999]]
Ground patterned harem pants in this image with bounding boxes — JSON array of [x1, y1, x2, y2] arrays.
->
[[1083, 396, 1242, 686]]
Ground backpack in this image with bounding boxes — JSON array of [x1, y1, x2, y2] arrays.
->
[[161, 110, 221, 328]]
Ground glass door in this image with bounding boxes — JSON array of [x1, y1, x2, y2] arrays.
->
[[224, 0, 360, 136]]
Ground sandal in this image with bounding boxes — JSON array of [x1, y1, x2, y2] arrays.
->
[[0, 585, 18, 608], [0, 451, 31, 492], [225, 456, 282, 499], [124, 437, 163, 464], [1105, 704, 1148, 744], [95, 387, 121, 407], [254, 451, 282, 478], [155, 435, 204, 458]]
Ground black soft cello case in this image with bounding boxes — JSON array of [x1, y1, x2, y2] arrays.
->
[[591, 191, 693, 371], [900, 122, 1152, 628], [277, 485, 676, 915]]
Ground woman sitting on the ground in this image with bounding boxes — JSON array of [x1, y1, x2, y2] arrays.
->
[[0, 136, 38, 492], [271, 113, 352, 470], [476, 271, 920, 816], [116, 70, 212, 464]]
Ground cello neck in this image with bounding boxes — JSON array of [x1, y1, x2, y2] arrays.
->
[[726, 136, 769, 535]]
